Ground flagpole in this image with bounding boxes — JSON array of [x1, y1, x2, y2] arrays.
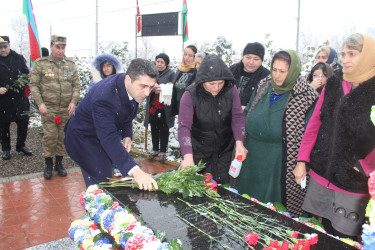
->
[[135, 14, 138, 58], [182, 12, 184, 52]]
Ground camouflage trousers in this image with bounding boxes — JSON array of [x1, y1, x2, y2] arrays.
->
[[41, 112, 69, 158]]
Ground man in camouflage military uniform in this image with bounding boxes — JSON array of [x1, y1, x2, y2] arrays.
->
[[30, 35, 80, 179]]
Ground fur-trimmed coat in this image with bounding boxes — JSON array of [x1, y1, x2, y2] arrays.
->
[[242, 75, 318, 217], [88, 53, 124, 90]]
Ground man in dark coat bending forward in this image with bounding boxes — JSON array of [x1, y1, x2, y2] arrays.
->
[[64, 58, 159, 190]]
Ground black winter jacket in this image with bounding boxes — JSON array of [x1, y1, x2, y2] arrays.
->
[[187, 54, 236, 183], [0, 50, 29, 122], [229, 61, 270, 106]]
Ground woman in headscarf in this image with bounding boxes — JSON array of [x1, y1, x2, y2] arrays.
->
[[294, 33, 375, 240], [315, 46, 343, 81], [171, 45, 197, 116], [237, 50, 319, 218], [178, 54, 247, 184]]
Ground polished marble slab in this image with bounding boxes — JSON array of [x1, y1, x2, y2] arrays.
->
[[106, 186, 357, 250]]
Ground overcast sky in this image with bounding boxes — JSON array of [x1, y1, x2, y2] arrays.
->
[[2, 0, 375, 59]]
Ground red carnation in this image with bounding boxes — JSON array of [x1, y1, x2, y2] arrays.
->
[[297, 239, 306, 245], [249, 197, 259, 203], [291, 232, 299, 238], [269, 241, 279, 247], [248, 236, 258, 246], [53, 116, 62, 125], [280, 240, 289, 249], [203, 174, 212, 183], [309, 234, 318, 245], [209, 181, 218, 189], [292, 244, 300, 250]]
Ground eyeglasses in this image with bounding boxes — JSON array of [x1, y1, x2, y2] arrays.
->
[[341, 51, 360, 59]]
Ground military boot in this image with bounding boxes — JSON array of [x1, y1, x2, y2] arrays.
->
[[44, 157, 53, 180], [55, 156, 67, 177]]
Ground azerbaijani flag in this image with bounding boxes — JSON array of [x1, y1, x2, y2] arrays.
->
[[182, 0, 188, 42], [23, 0, 41, 65]]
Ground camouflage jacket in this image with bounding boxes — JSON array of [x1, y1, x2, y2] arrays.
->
[[30, 55, 80, 110]]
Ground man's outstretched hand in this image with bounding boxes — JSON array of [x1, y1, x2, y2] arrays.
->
[[131, 168, 159, 191]]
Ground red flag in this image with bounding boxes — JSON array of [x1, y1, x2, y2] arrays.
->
[[137, 0, 141, 34]]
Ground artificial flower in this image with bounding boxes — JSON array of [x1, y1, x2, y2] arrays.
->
[[369, 171, 375, 199]]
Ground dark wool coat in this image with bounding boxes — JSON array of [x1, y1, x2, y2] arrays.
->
[[244, 75, 318, 217], [0, 50, 29, 122], [229, 61, 270, 106], [64, 73, 138, 183], [310, 76, 375, 194], [144, 68, 176, 128]]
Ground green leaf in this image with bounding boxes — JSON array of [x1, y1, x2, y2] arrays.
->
[[138, 216, 145, 226], [311, 216, 324, 229], [122, 232, 133, 239], [366, 198, 374, 218], [155, 230, 166, 241], [274, 202, 287, 213], [101, 196, 113, 210], [242, 194, 250, 199], [93, 233, 107, 242], [124, 205, 132, 214], [182, 187, 189, 199], [168, 238, 183, 250], [221, 183, 231, 189]]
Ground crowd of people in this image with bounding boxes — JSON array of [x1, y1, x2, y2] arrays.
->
[[0, 33, 374, 241]]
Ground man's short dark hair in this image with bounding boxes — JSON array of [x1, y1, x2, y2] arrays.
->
[[126, 58, 158, 81]]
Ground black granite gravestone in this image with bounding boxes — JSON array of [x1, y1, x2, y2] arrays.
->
[[104, 187, 357, 250]]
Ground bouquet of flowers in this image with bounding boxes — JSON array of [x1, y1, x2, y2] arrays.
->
[[99, 162, 220, 199], [69, 184, 183, 250]]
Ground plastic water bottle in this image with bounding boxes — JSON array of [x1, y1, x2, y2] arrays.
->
[[229, 153, 243, 178]]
